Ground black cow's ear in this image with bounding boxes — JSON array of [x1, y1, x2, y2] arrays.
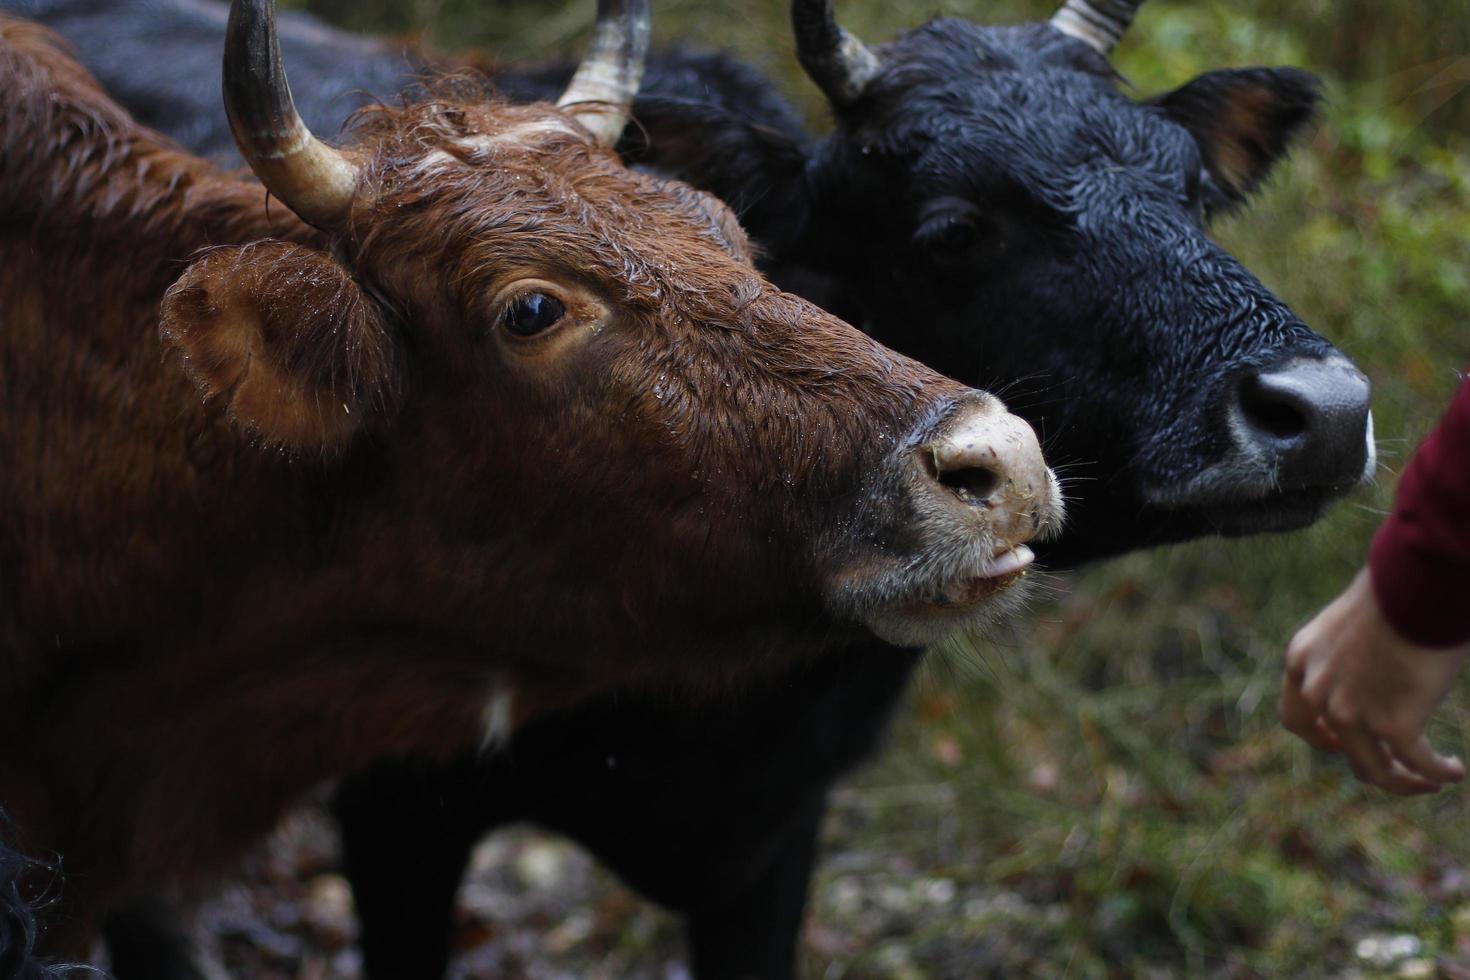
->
[[160, 242, 400, 454], [1152, 67, 1322, 206]]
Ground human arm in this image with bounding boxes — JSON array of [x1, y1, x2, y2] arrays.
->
[[1280, 376, 1470, 794]]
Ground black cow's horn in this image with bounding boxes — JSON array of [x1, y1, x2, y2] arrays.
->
[[556, 0, 651, 146], [223, 0, 360, 231], [792, 0, 882, 108], [1051, 0, 1144, 57]]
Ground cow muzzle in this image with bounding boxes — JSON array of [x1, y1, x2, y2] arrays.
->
[[1146, 352, 1374, 534], [845, 395, 1064, 647]]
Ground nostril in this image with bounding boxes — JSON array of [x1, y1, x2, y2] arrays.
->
[[1224, 356, 1373, 492], [937, 463, 1001, 504], [1238, 373, 1311, 442]]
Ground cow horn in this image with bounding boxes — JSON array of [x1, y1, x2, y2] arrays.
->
[[1051, 0, 1145, 57], [223, 0, 361, 231], [556, 0, 651, 146], [791, 0, 882, 108]]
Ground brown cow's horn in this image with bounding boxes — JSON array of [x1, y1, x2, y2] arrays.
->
[[223, 0, 360, 231], [556, 0, 651, 146], [1051, 0, 1145, 57], [791, 0, 882, 108]]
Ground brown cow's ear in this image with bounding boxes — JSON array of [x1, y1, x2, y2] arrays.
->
[[160, 242, 399, 453], [1152, 67, 1322, 209]]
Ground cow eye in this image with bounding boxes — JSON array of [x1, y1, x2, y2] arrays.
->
[[932, 217, 978, 252], [502, 292, 565, 337], [914, 209, 997, 276]]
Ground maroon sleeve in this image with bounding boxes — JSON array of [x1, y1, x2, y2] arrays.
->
[[1369, 375, 1470, 648]]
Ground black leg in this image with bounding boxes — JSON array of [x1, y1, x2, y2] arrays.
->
[[684, 796, 825, 980], [333, 762, 490, 980]]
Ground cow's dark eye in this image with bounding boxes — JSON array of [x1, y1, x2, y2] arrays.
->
[[914, 212, 998, 278], [915, 213, 987, 257], [932, 217, 978, 252], [503, 292, 565, 337], [913, 198, 1005, 277]]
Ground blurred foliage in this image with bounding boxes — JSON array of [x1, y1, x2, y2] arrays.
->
[[292, 0, 1470, 139], [288, 0, 1470, 975]]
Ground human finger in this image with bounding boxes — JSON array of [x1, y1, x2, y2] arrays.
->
[[1312, 718, 1342, 752], [1278, 681, 1340, 752], [1336, 725, 1438, 795], [1388, 733, 1466, 786]]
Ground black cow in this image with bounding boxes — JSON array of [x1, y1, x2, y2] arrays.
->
[[11, 1, 1376, 978]]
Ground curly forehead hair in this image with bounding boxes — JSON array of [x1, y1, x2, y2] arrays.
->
[[338, 94, 761, 319]]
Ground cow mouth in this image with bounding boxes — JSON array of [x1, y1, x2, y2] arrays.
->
[[1119, 485, 1344, 547], [859, 545, 1036, 646], [1145, 454, 1370, 539], [903, 545, 1035, 608], [1194, 486, 1341, 537], [1144, 401, 1375, 538]]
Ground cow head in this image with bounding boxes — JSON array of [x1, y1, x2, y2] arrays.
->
[[664, 0, 1372, 566], [158, 0, 1064, 677]]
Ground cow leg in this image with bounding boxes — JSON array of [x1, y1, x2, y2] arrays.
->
[[333, 761, 490, 980], [683, 796, 825, 980]]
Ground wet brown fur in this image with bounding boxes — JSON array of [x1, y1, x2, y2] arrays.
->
[[0, 16, 1001, 953]]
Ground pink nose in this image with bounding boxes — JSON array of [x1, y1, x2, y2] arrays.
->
[[921, 398, 1060, 548]]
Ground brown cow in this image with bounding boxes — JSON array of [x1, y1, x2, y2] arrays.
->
[[0, 0, 1060, 955]]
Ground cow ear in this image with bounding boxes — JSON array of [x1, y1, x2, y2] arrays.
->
[[1152, 67, 1322, 208], [160, 242, 399, 454]]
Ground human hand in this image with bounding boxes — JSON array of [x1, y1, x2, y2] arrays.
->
[[1280, 568, 1470, 794]]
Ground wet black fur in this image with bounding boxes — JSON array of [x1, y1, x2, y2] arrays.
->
[[2, 3, 1344, 979]]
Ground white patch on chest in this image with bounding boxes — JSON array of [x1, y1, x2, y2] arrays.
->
[[479, 682, 515, 753]]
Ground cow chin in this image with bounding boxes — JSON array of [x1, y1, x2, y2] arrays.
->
[[859, 569, 1036, 648], [833, 542, 1041, 649]]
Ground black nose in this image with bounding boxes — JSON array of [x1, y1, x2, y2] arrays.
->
[[1234, 355, 1372, 491]]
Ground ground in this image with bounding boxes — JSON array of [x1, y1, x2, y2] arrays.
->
[[183, 0, 1470, 976]]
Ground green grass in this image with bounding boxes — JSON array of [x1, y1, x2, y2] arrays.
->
[[292, 1, 1470, 975]]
